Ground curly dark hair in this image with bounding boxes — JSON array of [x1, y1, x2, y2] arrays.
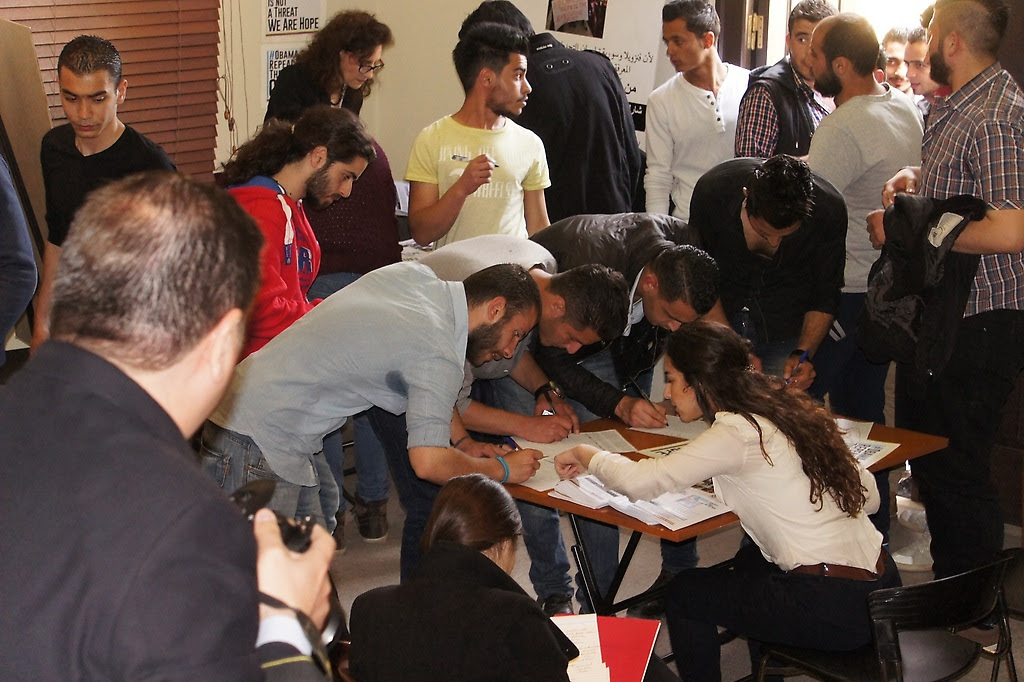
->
[[666, 321, 868, 516], [221, 105, 375, 186], [745, 155, 816, 230], [295, 10, 394, 99]]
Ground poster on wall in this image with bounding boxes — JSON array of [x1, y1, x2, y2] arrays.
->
[[533, 0, 665, 142], [264, 43, 308, 101], [265, 0, 325, 36]]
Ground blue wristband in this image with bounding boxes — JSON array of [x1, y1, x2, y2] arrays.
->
[[495, 455, 510, 483]]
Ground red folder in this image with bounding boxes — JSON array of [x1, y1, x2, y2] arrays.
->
[[597, 616, 661, 681]]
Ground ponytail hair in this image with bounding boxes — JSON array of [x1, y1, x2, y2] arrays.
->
[[222, 105, 375, 186]]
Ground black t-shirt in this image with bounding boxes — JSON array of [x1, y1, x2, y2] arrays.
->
[[40, 124, 175, 246]]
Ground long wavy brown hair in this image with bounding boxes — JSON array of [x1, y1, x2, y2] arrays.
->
[[296, 10, 394, 99], [666, 321, 868, 516]]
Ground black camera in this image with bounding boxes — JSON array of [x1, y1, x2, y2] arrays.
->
[[229, 479, 314, 552]]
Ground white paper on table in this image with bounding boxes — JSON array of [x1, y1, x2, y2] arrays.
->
[[513, 429, 636, 459], [550, 474, 629, 509], [835, 417, 873, 441], [843, 438, 899, 470], [639, 442, 689, 459], [550, 614, 611, 682], [517, 456, 562, 491], [629, 415, 710, 440]]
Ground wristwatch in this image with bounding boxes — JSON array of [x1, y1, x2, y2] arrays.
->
[[534, 380, 563, 400]]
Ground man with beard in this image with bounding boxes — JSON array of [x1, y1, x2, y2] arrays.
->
[[803, 12, 922, 541], [221, 105, 375, 357], [200, 262, 545, 579], [406, 22, 550, 247], [878, 0, 1024, 579], [880, 26, 915, 95], [734, 0, 836, 158], [905, 22, 949, 119]]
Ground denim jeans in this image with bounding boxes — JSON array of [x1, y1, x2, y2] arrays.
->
[[810, 292, 892, 542], [198, 421, 334, 531], [481, 347, 698, 608], [308, 272, 391, 513], [366, 406, 442, 581]]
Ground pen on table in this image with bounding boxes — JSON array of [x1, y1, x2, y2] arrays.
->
[[451, 153, 500, 168], [786, 350, 811, 385], [503, 436, 521, 451]]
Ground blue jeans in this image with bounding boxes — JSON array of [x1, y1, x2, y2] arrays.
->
[[810, 292, 892, 542], [198, 422, 335, 532], [366, 406, 441, 581], [308, 272, 391, 512], [483, 348, 698, 607]]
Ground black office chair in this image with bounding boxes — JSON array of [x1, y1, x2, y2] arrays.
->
[[755, 551, 1017, 682]]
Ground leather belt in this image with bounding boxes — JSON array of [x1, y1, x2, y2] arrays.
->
[[789, 549, 887, 581]]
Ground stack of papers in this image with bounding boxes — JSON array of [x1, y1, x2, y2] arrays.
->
[[513, 430, 637, 493], [550, 475, 731, 531], [629, 415, 709, 440]]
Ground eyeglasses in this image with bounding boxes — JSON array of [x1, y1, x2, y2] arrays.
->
[[358, 60, 385, 75]]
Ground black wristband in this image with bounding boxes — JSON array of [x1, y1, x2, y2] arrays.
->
[[450, 435, 470, 449], [789, 348, 808, 358]]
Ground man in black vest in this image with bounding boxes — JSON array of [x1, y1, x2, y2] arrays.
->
[[734, 0, 836, 158]]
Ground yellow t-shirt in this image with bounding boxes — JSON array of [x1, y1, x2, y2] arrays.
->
[[405, 116, 550, 247]]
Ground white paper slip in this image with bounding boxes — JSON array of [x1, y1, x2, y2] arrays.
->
[[513, 429, 636, 460], [550, 474, 629, 509], [844, 438, 900, 470], [835, 417, 873, 442], [629, 415, 710, 440], [652, 488, 731, 526], [517, 457, 562, 492], [550, 614, 611, 682]]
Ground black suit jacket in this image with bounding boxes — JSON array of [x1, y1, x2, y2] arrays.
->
[[0, 342, 322, 681]]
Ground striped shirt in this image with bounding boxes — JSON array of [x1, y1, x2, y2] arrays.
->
[[734, 56, 831, 158], [921, 63, 1024, 314]]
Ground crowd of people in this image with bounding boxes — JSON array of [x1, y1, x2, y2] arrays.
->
[[2, 0, 1023, 680]]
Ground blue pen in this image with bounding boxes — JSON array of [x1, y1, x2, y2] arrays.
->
[[786, 350, 810, 385], [503, 436, 520, 451]]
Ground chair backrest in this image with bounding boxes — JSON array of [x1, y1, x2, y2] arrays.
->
[[1001, 547, 1024, 618], [867, 552, 1016, 680]]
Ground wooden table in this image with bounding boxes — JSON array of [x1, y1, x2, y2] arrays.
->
[[507, 417, 949, 615]]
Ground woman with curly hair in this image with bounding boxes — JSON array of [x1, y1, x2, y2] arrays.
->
[[266, 10, 393, 120], [555, 321, 900, 681], [263, 10, 398, 545]]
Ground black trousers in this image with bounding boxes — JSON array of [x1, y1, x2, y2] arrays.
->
[[895, 309, 1024, 578], [664, 543, 900, 682]]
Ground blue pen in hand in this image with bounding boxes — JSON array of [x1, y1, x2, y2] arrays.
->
[[503, 436, 520, 451], [786, 349, 810, 385]]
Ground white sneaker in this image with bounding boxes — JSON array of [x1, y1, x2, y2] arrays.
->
[[897, 508, 928, 534]]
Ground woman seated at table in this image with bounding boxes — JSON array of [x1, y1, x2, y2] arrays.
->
[[555, 321, 901, 681], [348, 474, 574, 681]]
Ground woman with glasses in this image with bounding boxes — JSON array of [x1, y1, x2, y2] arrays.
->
[[555, 321, 900, 682], [264, 10, 399, 549]]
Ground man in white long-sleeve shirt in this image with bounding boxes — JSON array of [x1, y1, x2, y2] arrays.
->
[[644, 0, 749, 221]]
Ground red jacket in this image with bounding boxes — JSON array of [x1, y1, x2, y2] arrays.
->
[[229, 179, 321, 357]]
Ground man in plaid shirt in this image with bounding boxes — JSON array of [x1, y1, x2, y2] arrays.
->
[[734, 0, 835, 158], [880, 0, 1024, 579]]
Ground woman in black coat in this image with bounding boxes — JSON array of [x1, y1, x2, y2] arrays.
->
[[349, 474, 574, 682]]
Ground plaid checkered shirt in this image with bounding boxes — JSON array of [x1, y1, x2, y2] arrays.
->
[[921, 62, 1024, 315], [734, 56, 831, 158]]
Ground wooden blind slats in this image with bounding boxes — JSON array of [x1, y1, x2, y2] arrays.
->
[[0, 0, 220, 183]]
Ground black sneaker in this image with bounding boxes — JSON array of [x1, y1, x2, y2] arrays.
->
[[626, 569, 675, 619], [352, 493, 388, 542], [539, 594, 574, 616]]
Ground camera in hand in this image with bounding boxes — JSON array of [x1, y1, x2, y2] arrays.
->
[[229, 479, 314, 553]]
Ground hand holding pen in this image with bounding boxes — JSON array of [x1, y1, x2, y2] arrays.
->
[[783, 349, 815, 391], [451, 154, 498, 196], [613, 377, 668, 428]]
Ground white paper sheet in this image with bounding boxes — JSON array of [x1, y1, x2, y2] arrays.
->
[[628, 415, 710, 440], [512, 429, 636, 460], [550, 614, 610, 682]]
